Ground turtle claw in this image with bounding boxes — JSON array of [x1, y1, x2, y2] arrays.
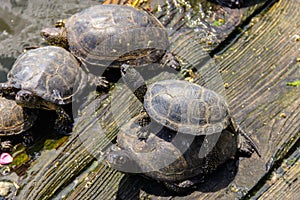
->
[[137, 109, 151, 126], [161, 51, 180, 71], [54, 119, 73, 135], [22, 132, 34, 147], [137, 129, 150, 141], [136, 110, 151, 140], [1, 140, 13, 152], [163, 175, 204, 193], [95, 77, 109, 91], [54, 107, 73, 134], [88, 74, 109, 89]]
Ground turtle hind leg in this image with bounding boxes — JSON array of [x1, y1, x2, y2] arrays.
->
[[237, 128, 261, 158], [137, 126, 150, 141], [163, 181, 193, 194]]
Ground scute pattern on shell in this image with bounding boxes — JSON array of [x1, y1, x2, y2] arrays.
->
[[66, 5, 169, 67], [212, 0, 241, 8], [0, 97, 36, 136], [112, 115, 238, 182], [8, 46, 83, 105], [144, 80, 229, 135]]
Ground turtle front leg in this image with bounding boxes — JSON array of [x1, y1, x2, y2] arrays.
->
[[41, 98, 73, 134], [22, 131, 34, 147], [0, 140, 13, 152], [87, 74, 109, 89], [136, 109, 151, 140], [161, 51, 180, 71], [16, 90, 73, 134], [54, 106, 73, 134]]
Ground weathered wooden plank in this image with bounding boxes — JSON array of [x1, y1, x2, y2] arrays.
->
[[77, 0, 300, 199], [251, 143, 299, 200], [179, 0, 300, 199]]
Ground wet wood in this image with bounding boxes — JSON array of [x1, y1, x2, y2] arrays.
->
[[1, 0, 298, 199]]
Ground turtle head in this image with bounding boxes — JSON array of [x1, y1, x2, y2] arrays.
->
[[106, 148, 141, 173], [40, 27, 69, 49], [15, 90, 39, 108], [0, 82, 20, 97]]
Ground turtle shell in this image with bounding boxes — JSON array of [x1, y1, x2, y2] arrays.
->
[[7, 46, 84, 105], [108, 115, 238, 182], [211, 0, 241, 8], [0, 96, 37, 136], [65, 5, 169, 67], [144, 80, 230, 135]]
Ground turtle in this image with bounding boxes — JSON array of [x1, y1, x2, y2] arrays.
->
[[211, 0, 265, 9], [106, 112, 258, 192], [209, 0, 241, 8], [40, 4, 179, 71], [0, 46, 107, 133], [106, 65, 260, 192], [0, 96, 37, 151], [120, 64, 260, 156]]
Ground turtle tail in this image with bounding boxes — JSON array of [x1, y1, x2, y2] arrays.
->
[[237, 127, 261, 158]]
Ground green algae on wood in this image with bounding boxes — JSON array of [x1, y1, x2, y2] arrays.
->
[[286, 80, 300, 87]]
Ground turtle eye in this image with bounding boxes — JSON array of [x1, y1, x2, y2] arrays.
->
[[120, 64, 129, 75], [16, 91, 33, 103], [23, 93, 32, 101]]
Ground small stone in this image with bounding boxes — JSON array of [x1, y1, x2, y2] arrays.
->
[[224, 83, 229, 89], [0, 181, 15, 197], [0, 153, 13, 165], [280, 113, 287, 118], [230, 184, 239, 193], [270, 172, 278, 184]]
